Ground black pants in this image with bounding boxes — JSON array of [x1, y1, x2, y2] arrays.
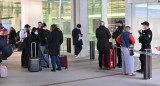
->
[[117, 44, 122, 66], [139, 53, 145, 71], [21, 42, 28, 67], [117, 48, 122, 65], [0, 58, 2, 63], [74, 44, 82, 56], [98, 50, 109, 68]]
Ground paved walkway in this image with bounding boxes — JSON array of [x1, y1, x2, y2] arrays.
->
[[0, 51, 160, 86]]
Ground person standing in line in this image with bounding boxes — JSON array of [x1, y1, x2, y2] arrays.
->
[[23, 27, 40, 68], [37, 21, 42, 31], [136, 21, 152, 73], [112, 20, 124, 68], [39, 23, 50, 68], [116, 26, 136, 76], [9, 27, 17, 51], [48, 24, 63, 72], [19, 24, 31, 67], [72, 24, 83, 58], [96, 21, 111, 70]]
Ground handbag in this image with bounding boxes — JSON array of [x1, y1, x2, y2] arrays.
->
[[129, 49, 134, 56], [0, 64, 8, 78]]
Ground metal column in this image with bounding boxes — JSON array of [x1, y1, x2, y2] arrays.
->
[[144, 49, 152, 80], [67, 38, 71, 53], [90, 41, 95, 60]]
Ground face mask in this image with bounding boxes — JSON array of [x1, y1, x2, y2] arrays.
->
[[34, 32, 38, 35], [143, 26, 145, 29]]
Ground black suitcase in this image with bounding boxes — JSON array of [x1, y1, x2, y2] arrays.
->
[[28, 42, 40, 72]]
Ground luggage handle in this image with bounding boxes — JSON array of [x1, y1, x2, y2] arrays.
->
[[31, 42, 36, 57]]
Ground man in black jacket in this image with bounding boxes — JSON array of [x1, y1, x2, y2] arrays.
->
[[137, 21, 152, 73], [72, 24, 83, 58], [39, 23, 50, 67], [112, 20, 124, 68], [96, 21, 111, 70]]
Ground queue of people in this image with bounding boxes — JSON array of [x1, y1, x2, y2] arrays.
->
[[0, 20, 154, 76], [95, 20, 153, 76], [19, 22, 63, 72]]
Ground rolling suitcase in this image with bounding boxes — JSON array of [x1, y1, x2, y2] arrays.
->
[[58, 55, 68, 69], [102, 49, 116, 68], [28, 42, 40, 72]]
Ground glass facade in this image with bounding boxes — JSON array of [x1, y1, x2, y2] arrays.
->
[[0, 0, 126, 50], [131, 1, 160, 54], [42, 0, 71, 50], [87, 0, 125, 46], [0, 0, 21, 32]]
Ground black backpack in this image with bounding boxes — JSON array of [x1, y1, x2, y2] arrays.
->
[[0, 38, 13, 60]]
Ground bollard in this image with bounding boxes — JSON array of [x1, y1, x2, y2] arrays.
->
[[90, 41, 95, 60], [67, 38, 71, 53], [144, 49, 152, 80]]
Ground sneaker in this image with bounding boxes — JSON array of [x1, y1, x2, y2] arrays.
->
[[75, 56, 79, 58], [136, 69, 144, 73], [56, 68, 62, 71], [118, 65, 122, 68], [47, 65, 49, 68], [51, 69, 56, 72], [99, 67, 102, 70]]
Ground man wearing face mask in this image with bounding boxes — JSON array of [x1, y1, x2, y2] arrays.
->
[[137, 21, 152, 73], [23, 27, 40, 68], [26, 27, 40, 58], [112, 20, 124, 68]]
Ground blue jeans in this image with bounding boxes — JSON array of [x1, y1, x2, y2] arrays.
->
[[10, 44, 16, 50], [40, 46, 49, 67], [98, 50, 109, 68], [50, 56, 61, 70]]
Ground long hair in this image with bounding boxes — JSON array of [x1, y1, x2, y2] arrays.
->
[[50, 24, 58, 32], [9, 27, 15, 34], [10, 27, 14, 30]]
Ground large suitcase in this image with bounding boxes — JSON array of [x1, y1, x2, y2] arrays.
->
[[102, 49, 116, 68], [28, 42, 40, 72], [58, 55, 68, 69]]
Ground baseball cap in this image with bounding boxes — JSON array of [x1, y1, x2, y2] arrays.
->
[[42, 23, 47, 28], [116, 20, 123, 24], [141, 21, 149, 26]]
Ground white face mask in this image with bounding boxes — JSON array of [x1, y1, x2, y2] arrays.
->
[[34, 32, 38, 35], [143, 26, 146, 29]]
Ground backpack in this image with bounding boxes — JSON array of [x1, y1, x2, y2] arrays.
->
[[0, 38, 13, 59]]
